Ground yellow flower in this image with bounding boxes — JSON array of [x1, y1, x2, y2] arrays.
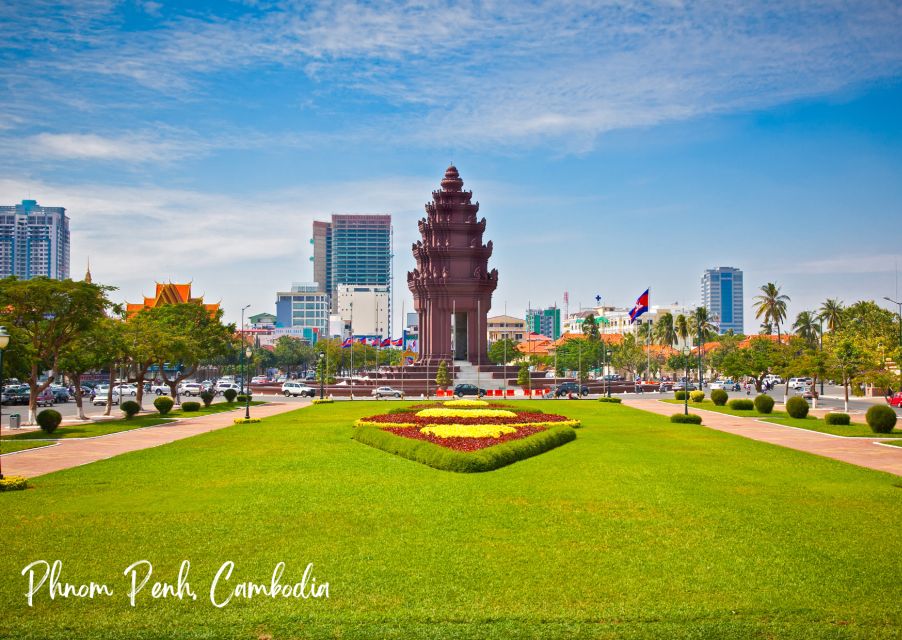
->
[[420, 424, 517, 439], [443, 399, 489, 407], [415, 408, 516, 419]]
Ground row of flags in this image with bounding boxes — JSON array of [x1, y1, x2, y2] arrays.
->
[[340, 337, 415, 349]]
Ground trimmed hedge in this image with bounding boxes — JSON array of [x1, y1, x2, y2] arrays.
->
[[121, 400, 140, 418], [689, 390, 705, 403], [786, 396, 809, 419], [753, 394, 775, 414], [200, 390, 216, 407], [825, 412, 851, 426], [674, 391, 688, 400], [728, 399, 754, 410], [711, 389, 728, 406], [233, 417, 261, 424], [670, 413, 702, 424], [181, 401, 201, 412], [311, 397, 333, 404], [223, 388, 237, 403], [866, 405, 897, 434], [597, 397, 622, 403], [154, 396, 174, 415], [236, 394, 251, 403], [36, 409, 62, 434], [0, 476, 27, 492], [352, 424, 577, 473]]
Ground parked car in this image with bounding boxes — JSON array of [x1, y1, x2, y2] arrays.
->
[[116, 383, 138, 396], [33, 387, 55, 407], [787, 377, 812, 391], [49, 385, 71, 403], [215, 380, 241, 394], [282, 381, 316, 397], [150, 382, 170, 395], [709, 379, 740, 391], [764, 374, 784, 385], [453, 384, 486, 398], [1, 385, 29, 405], [371, 386, 403, 399], [553, 382, 589, 398], [251, 376, 270, 385], [179, 382, 205, 397], [92, 385, 122, 405], [887, 392, 902, 408], [304, 371, 317, 382], [672, 381, 698, 391]]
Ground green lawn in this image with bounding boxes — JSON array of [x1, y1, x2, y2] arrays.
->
[[663, 398, 902, 437], [0, 440, 54, 454], [1, 402, 264, 441], [1, 400, 900, 639], [880, 440, 902, 447]]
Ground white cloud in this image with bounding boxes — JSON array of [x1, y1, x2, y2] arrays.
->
[[27, 132, 193, 162], [788, 254, 902, 275]]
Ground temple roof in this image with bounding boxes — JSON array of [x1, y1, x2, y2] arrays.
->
[[126, 281, 220, 318], [440, 164, 464, 192]]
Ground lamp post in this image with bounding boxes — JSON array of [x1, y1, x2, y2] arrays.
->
[[318, 352, 325, 400], [239, 305, 250, 394], [0, 327, 9, 479], [682, 345, 691, 415], [819, 317, 825, 396], [245, 347, 252, 419]]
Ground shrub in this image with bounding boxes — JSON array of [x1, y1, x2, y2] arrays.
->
[[120, 400, 140, 418], [689, 390, 705, 403], [236, 394, 253, 403], [674, 391, 688, 400], [753, 394, 775, 414], [710, 389, 728, 406], [233, 417, 261, 424], [670, 413, 702, 424], [200, 390, 215, 407], [825, 412, 851, 426], [36, 409, 62, 434], [181, 401, 201, 412], [153, 395, 174, 415], [223, 388, 238, 403], [597, 397, 622, 403], [311, 397, 334, 405], [0, 476, 27, 492], [786, 396, 809, 419], [728, 399, 754, 410], [866, 404, 897, 434]]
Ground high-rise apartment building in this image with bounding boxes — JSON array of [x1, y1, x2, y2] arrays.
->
[[526, 307, 562, 340], [0, 199, 70, 280], [275, 282, 330, 343], [701, 267, 744, 334], [312, 214, 391, 297]]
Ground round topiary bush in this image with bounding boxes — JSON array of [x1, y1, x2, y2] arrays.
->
[[181, 401, 201, 412], [154, 395, 174, 415], [728, 398, 754, 411], [711, 389, 728, 406], [825, 412, 851, 426], [200, 390, 216, 407], [36, 409, 62, 434], [866, 404, 897, 434], [690, 390, 705, 403], [674, 391, 688, 400], [753, 394, 775, 414], [223, 388, 238, 403], [670, 413, 702, 424], [120, 400, 140, 419], [236, 394, 248, 403], [598, 397, 622, 403], [785, 396, 809, 419]]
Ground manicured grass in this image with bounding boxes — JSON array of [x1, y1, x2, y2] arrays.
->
[[1, 402, 265, 441], [1, 400, 900, 639], [0, 440, 54, 454], [663, 399, 902, 437], [880, 440, 902, 447]]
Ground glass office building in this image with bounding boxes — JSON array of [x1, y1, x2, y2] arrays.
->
[[275, 282, 330, 342], [312, 214, 391, 298], [701, 267, 744, 334]]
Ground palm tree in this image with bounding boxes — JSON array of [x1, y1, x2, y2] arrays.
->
[[753, 282, 790, 340], [793, 311, 821, 348], [674, 314, 690, 346], [818, 298, 844, 332], [654, 312, 676, 346], [689, 306, 718, 344], [759, 321, 774, 335]]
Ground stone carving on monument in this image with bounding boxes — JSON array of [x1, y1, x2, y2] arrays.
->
[[407, 165, 498, 366]]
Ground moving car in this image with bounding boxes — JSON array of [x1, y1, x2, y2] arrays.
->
[[49, 385, 71, 403], [282, 381, 316, 397], [709, 379, 740, 391], [251, 376, 270, 385], [92, 386, 122, 405], [788, 377, 812, 391], [672, 381, 698, 391], [887, 392, 902, 408], [215, 380, 240, 393], [453, 384, 486, 398], [150, 382, 170, 395], [371, 386, 403, 399], [179, 382, 205, 397], [553, 382, 589, 398], [34, 387, 55, 407]]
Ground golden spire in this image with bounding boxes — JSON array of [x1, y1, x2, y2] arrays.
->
[[84, 257, 92, 284]]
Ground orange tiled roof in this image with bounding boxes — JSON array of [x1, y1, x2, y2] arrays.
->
[[126, 282, 220, 318]]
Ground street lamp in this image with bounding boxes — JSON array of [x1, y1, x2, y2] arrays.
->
[[0, 326, 9, 479], [245, 347, 252, 419], [681, 345, 691, 415], [239, 305, 250, 394], [318, 352, 326, 400]]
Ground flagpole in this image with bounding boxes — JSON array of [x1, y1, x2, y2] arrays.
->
[[350, 303, 354, 400], [400, 299, 405, 398], [646, 286, 651, 388]]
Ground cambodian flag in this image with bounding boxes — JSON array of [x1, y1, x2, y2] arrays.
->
[[370, 337, 380, 347], [629, 289, 649, 323], [341, 337, 353, 348], [356, 337, 367, 344], [391, 337, 403, 347], [380, 338, 391, 347]]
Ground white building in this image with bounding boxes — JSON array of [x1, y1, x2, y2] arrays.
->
[[275, 282, 330, 342], [0, 199, 70, 280], [336, 284, 390, 337], [565, 303, 695, 343]]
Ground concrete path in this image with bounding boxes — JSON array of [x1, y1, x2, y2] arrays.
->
[[1, 402, 304, 479], [622, 398, 902, 476]]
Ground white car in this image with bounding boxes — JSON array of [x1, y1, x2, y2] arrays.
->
[[764, 374, 783, 385], [371, 386, 403, 399], [709, 379, 740, 391], [92, 386, 121, 405], [788, 377, 812, 391], [216, 381, 241, 394], [282, 382, 316, 397], [179, 382, 205, 396], [115, 383, 138, 396], [150, 383, 170, 395]]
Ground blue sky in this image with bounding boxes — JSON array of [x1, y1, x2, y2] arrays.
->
[[1, 0, 901, 332]]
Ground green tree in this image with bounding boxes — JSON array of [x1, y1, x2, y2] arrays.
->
[[818, 298, 844, 333], [654, 312, 676, 346], [719, 336, 781, 391], [488, 338, 518, 365], [612, 334, 645, 379], [792, 311, 821, 349], [674, 314, 690, 345], [58, 316, 123, 420], [0, 277, 115, 424], [689, 307, 718, 344], [435, 360, 450, 388], [753, 282, 790, 340], [517, 361, 531, 390], [829, 338, 866, 412], [273, 336, 311, 377], [583, 314, 599, 342]]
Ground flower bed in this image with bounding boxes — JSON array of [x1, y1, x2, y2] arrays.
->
[[414, 407, 517, 419], [443, 399, 489, 408]]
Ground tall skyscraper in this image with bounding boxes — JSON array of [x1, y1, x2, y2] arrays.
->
[[526, 307, 562, 340], [312, 213, 392, 322], [0, 199, 70, 280], [701, 267, 744, 334]]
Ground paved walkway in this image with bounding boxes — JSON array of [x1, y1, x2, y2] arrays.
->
[[1, 402, 305, 478], [622, 398, 902, 476]]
